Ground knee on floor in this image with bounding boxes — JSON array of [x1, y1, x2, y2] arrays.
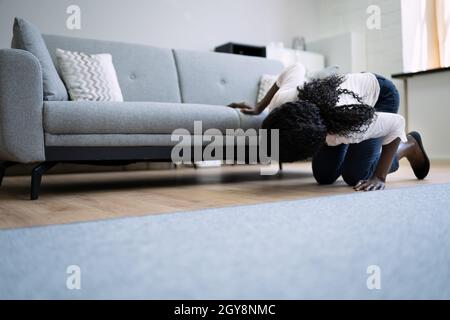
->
[[342, 172, 367, 187], [313, 173, 339, 185]]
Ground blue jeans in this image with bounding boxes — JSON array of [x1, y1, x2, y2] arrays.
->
[[312, 74, 401, 186]]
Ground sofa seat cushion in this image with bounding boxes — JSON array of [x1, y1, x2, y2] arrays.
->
[[43, 101, 243, 136], [237, 110, 269, 131], [44, 134, 231, 147]]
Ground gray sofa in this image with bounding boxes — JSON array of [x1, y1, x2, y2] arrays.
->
[[0, 34, 283, 199]]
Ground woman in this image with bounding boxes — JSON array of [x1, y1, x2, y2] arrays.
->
[[228, 63, 430, 191]]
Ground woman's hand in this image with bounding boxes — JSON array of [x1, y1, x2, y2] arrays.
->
[[354, 139, 400, 192], [354, 177, 385, 191], [228, 102, 261, 115]]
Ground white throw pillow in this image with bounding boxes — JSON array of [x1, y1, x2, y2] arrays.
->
[[56, 48, 124, 101], [257, 74, 278, 102]]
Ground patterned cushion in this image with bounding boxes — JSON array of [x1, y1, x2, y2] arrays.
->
[[257, 74, 277, 102], [55, 48, 123, 101]]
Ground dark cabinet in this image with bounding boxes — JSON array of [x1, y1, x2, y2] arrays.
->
[[214, 42, 266, 57]]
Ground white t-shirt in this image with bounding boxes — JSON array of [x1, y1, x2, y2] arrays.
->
[[268, 63, 407, 145]]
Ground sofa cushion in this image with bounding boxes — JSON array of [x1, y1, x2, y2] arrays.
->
[[11, 18, 68, 101], [237, 110, 269, 131], [43, 35, 181, 103], [173, 49, 283, 106], [44, 134, 228, 147], [43, 101, 242, 135]]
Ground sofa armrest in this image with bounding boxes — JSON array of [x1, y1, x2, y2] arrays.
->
[[0, 49, 45, 163]]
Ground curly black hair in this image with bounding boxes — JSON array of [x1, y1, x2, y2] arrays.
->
[[297, 74, 376, 136], [262, 75, 377, 162], [262, 100, 327, 162]]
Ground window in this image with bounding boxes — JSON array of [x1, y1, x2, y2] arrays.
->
[[401, 0, 450, 72]]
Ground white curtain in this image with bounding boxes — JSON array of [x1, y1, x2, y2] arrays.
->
[[436, 0, 450, 67], [401, 0, 450, 72]]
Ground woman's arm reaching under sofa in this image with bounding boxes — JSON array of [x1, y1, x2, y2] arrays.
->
[[228, 83, 279, 115]]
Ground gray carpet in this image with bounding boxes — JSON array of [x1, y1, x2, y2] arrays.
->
[[1, 183, 450, 299]]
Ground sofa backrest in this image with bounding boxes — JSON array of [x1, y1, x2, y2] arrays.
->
[[173, 49, 283, 105], [43, 34, 284, 105], [43, 35, 181, 103]]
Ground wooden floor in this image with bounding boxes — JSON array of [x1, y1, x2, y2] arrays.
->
[[1, 160, 450, 229]]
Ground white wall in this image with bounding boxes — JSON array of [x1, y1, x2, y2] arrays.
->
[[407, 72, 450, 160], [317, 0, 403, 76], [308, 32, 367, 74], [0, 0, 320, 51], [316, 0, 406, 115]]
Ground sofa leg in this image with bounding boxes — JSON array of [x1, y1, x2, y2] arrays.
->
[[279, 162, 283, 172], [30, 162, 57, 200], [0, 162, 16, 187]]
